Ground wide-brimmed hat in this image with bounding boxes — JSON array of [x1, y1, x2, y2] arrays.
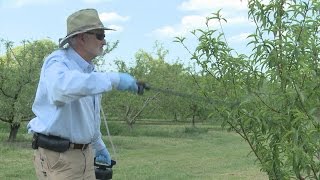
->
[[59, 8, 114, 47]]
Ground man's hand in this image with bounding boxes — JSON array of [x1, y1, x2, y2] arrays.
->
[[95, 148, 111, 165], [136, 81, 150, 95], [117, 73, 138, 93]]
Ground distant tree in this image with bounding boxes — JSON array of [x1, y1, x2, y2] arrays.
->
[[0, 39, 57, 141], [102, 52, 161, 129], [132, 44, 204, 122], [102, 43, 208, 128]]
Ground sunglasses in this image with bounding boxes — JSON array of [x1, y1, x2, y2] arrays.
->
[[86, 32, 105, 41]]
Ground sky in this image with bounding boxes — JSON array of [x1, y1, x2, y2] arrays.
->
[[0, 0, 254, 70]]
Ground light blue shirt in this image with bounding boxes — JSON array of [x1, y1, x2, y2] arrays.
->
[[27, 47, 119, 151]]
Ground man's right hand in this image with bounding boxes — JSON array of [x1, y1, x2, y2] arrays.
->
[[117, 73, 138, 93], [136, 81, 150, 95]]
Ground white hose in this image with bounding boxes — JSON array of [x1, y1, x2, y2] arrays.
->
[[101, 107, 117, 162]]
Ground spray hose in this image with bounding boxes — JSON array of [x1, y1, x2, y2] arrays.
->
[[101, 107, 117, 162]]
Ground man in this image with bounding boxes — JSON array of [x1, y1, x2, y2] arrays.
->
[[27, 8, 140, 179]]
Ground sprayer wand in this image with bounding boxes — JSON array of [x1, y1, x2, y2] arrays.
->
[[137, 81, 241, 108]]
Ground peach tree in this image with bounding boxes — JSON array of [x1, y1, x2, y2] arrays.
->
[[176, 0, 320, 179]]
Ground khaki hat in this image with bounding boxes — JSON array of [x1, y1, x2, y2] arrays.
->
[[59, 8, 114, 47]]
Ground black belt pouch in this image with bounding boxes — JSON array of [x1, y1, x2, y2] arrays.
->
[[34, 133, 70, 153]]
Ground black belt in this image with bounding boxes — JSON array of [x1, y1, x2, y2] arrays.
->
[[70, 143, 89, 150], [32, 133, 89, 152]]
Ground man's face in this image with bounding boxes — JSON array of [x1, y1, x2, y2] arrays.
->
[[83, 29, 106, 58]]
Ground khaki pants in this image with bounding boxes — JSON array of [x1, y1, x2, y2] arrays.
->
[[33, 145, 95, 180]]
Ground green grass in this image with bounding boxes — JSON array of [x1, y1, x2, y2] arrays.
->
[[0, 122, 267, 180]]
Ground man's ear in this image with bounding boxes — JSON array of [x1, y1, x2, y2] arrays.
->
[[77, 33, 87, 45]]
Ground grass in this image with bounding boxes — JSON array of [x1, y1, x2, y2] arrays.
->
[[0, 121, 267, 180]]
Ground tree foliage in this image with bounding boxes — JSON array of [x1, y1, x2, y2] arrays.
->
[[176, 0, 320, 179], [0, 39, 57, 141]]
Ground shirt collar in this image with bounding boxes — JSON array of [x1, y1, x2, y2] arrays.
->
[[66, 47, 95, 73]]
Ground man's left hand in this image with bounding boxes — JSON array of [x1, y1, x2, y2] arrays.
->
[[95, 148, 111, 165]]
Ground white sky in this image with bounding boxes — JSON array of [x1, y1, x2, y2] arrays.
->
[[0, 0, 254, 69]]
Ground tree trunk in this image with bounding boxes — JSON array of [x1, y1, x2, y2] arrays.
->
[[192, 114, 195, 127], [128, 122, 134, 131], [8, 123, 20, 142], [173, 112, 178, 122]]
